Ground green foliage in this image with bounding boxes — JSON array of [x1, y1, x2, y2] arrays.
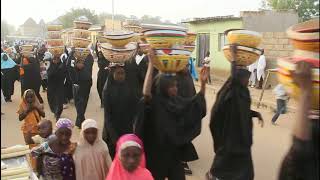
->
[[58, 8, 99, 28], [262, 0, 319, 21]]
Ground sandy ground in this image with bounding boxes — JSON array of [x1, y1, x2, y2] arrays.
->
[[1, 62, 296, 180]]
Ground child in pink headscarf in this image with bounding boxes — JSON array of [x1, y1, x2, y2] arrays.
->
[[106, 134, 153, 180]]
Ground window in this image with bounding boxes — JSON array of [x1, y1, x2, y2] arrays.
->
[[218, 33, 228, 51]]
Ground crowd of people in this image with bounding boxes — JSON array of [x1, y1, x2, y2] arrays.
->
[[1, 40, 318, 180]]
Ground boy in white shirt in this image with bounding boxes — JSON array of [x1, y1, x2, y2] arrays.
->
[[272, 84, 289, 125]]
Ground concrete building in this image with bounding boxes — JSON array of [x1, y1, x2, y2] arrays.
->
[[18, 18, 47, 39], [183, 10, 299, 79]]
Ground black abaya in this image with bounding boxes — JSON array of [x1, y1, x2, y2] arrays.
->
[[208, 68, 257, 180], [47, 59, 66, 120], [21, 58, 43, 103], [135, 75, 206, 180], [73, 54, 94, 128], [125, 55, 148, 99], [176, 71, 199, 162], [1, 66, 18, 101], [96, 52, 109, 107], [102, 67, 139, 159]]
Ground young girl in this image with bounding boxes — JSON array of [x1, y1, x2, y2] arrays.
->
[[74, 119, 112, 180], [106, 134, 153, 180], [31, 118, 77, 180], [18, 89, 45, 144]]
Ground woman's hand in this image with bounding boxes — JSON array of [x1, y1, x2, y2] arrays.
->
[[200, 67, 209, 84], [147, 48, 155, 65], [199, 67, 208, 95]]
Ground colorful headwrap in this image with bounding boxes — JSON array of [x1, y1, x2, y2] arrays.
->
[[56, 118, 73, 130]]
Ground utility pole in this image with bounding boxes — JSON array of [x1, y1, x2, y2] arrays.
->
[[112, 0, 114, 31]]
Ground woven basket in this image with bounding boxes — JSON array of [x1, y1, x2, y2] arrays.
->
[[47, 46, 64, 57], [227, 30, 262, 47], [223, 45, 262, 66], [184, 33, 196, 46], [286, 18, 319, 52], [74, 48, 90, 62], [73, 21, 92, 30], [21, 45, 33, 52], [153, 48, 191, 73], [73, 29, 91, 39], [277, 57, 319, 110], [100, 43, 137, 63], [47, 39, 64, 47], [47, 25, 63, 31], [71, 38, 91, 48], [47, 31, 62, 39]]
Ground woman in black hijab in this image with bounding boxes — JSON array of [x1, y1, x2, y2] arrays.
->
[[72, 52, 94, 128], [134, 50, 208, 180], [278, 62, 319, 180], [21, 54, 43, 104], [176, 65, 198, 175], [102, 64, 139, 159], [47, 53, 66, 121], [125, 45, 149, 99], [206, 45, 264, 180], [95, 42, 110, 108]]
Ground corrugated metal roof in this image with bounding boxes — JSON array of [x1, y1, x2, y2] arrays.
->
[[182, 15, 242, 24]]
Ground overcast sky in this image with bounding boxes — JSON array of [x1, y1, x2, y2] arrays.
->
[[2, 0, 262, 28]]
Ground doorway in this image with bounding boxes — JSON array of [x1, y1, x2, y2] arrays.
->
[[197, 33, 210, 67]]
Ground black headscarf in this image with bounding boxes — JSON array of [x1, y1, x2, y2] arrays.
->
[[176, 70, 196, 98], [210, 68, 252, 154], [103, 66, 139, 143]]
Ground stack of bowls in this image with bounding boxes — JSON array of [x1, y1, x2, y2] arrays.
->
[[72, 16, 92, 61], [183, 32, 196, 52], [277, 18, 319, 110], [20, 45, 34, 57], [100, 31, 137, 63], [46, 21, 64, 57], [223, 29, 263, 66], [142, 24, 191, 73]]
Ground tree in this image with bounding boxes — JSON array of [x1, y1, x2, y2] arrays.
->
[[262, 0, 319, 21], [58, 8, 99, 28], [1, 20, 15, 40]]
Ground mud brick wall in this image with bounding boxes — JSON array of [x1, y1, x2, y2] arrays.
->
[[260, 32, 294, 88]]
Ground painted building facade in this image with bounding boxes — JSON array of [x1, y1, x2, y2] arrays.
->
[[184, 10, 299, 76]]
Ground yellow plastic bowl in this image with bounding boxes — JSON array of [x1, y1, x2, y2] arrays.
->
[[153, 49, 191, 73], [223, 45, 262, 66], [277, 57, 319, 110], [227, 30, 262, 47]]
